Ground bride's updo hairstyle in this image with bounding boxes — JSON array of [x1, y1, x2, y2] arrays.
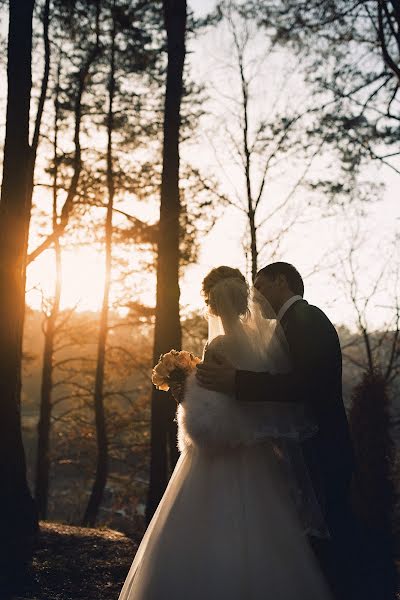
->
[[202, 266, 249, 318]]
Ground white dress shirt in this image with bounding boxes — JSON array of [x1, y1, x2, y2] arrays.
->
[[276, 295, 303, 322]]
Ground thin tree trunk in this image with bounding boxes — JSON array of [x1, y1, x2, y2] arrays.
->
[[29, 0, 51, 183], [238, 54, 258, 282], [82, 9, 115, 527], [146, 0, 186, 523], [35, 58, 63, 521], [27, 3, 101, 266], [249, 208, 258, 283], [35, 11, 102, 522], [0, 0, 38, 583], [22, 0, 51, 274]]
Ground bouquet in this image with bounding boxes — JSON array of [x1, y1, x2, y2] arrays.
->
[[152, 349, 201, 392]]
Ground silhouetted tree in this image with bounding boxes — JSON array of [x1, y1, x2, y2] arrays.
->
[[27, 0, 102, 264], [33, 0, 102, 521], [82, 2, 117, 527], [211, 2, 325, 281], [340, 240, 399, 599], [0, 0, 38, 588], [350, 371, 395, 533], [146, 0, 187, 522], [349, 371, 397, 600], [250, 0, 400, 184], [35, 56, 63, 520], [80, 0, 165, 526]]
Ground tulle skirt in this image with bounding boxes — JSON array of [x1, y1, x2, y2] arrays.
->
[[118, 443, 332, 600]]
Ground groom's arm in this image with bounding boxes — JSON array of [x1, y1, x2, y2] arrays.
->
[[236, 370, 295, 403], [236, 308, 334, 406]]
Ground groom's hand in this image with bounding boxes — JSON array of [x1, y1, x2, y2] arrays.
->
[[196, 354, 236, 395]]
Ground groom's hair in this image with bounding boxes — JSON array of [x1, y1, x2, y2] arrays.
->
[[258, 262, 304, 296]]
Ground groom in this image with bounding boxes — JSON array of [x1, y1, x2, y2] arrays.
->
[[196, 262, 359, 599]]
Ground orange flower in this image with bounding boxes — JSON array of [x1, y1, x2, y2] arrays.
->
[[152, 349, 201, 392]]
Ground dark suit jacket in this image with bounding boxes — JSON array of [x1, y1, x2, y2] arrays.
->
[[236, 299, 354, 531]]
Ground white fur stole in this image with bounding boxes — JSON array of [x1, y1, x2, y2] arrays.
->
[[176, 372, 255, 452]]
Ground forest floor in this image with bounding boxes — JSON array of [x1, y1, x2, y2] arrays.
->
[[11, 522, 140, 600], [8, 521, 400, 600]]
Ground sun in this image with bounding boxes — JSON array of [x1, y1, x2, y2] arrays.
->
[[25, 233, 227, 318], [26, 246, 106, 313]]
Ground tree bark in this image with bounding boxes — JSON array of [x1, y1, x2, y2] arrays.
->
[[146, 0, 186, 523], [0, 0, 38, 583], [82, 8, 115, 527], [35, 58, 62, 521]]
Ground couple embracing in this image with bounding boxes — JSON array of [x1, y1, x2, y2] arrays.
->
[[118, 262, 358, 600]]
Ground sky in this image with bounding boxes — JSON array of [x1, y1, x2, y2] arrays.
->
[[181, 0, 400, 330], [1, 1, 399, 332]]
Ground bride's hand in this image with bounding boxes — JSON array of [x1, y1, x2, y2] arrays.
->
[[196, 353, 236, 395]]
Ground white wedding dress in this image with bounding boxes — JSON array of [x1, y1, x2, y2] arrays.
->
[[118, 313, 333, 600]]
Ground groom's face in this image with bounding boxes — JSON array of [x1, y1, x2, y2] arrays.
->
[[254, 274, 283, 315]]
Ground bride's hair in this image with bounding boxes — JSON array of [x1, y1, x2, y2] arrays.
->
[[202, 266, 249, 318]]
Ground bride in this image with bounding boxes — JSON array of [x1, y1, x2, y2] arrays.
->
[[118, 266, 333, 600]]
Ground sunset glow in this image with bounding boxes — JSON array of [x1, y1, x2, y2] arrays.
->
[[27, 247, 107, 312]]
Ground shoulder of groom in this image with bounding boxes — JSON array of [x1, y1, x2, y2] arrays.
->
[[291, 301, 331, 328], [306, 303, 340, 339]]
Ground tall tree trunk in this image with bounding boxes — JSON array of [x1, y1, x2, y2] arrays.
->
[[82, 10, 115, 527], [146, 0, 186, 523], [35, 58, 62, 520], [0, 0, 38, 584]]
